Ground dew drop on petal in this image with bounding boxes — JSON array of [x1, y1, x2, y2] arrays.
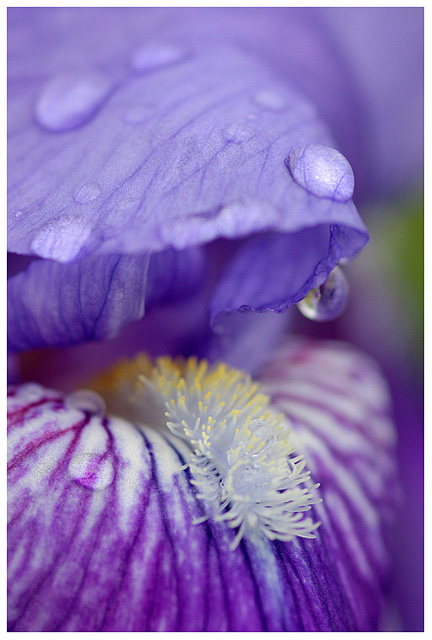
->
[[131, 43, 188, 74], [35, 70, 114, 133], [65, 390, 106, 415], [253, 89, 287, 111], [222, 122, 255, 144], [286, 144, 355, 202], [73, 181, 102, 204], [297, 266, 349, 322], [248, 419, 277, 453], [14, 210, 24, 219], [68, 453, 114, 491]]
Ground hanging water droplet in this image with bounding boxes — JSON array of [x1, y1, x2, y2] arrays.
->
[[65, 390, 106, 415], [131, 43, 188, 74], [68, 453, 114, 491], [35, 70, 114, 133], [286, 144, 355, 202], [253, 89, 287, 111], [297, 266, 349, 322], [222, 122, 255, 144], [122, 103, 156, 124], [73, 181, 102, 204]]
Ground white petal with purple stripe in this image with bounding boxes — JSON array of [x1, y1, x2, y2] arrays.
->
[[8, 340, 398, 631]]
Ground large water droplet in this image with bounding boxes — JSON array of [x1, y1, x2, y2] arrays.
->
[[131, 43, 188, 74], [35, 70, 113, 133], [286, 144, 355, 202], [65, 390, 106, 415], [297, 266, 349, 322], [73, 181, 102, 204], [253, 89, 287, 111], [68, 453, 114, 491], [122, 104, 156, 124], [222, 122, 255, 144]]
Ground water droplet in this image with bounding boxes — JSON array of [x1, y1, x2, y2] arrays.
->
[[248, 419, 277, 454], [222, 123, 255, 144], [286, 144, 355, 202], [35, 70, 114, 133], [297, 266, 349, 322], [65, 390, 106, 415], [131, 43, 188, 74], [68, 453, 114, 491], [14, 210, 24, 219], [73, 181, 102, 204], [253, 89, 287, 111], [122, 103, 156, 124]]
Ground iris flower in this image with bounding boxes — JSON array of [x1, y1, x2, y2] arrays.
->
[[7, 7, 423, 632]]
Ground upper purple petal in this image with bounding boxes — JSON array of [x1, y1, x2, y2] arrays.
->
[[8, 8, 368, 264], [8, 340, 398, 631]]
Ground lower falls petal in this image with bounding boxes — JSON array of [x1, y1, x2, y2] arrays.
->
[[8, 340, 398, 631]]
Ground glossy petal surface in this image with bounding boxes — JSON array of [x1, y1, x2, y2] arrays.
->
[[8, 341, 397, 631]]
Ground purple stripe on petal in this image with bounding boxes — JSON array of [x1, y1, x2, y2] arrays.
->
[[8, 383, 284, 631], [259, 339, 399, 630], [7, 253, 149, 352], [8, 340, 398, 631]]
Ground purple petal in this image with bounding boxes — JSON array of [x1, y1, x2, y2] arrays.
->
[[7, 383, 286, 631], [9, 340, 397, 630], [260, 340, 399, 629], [146, 246, 207, 309], [203, 308, 292, 374], [210, 225, 365, 322], [167, 7, 423, 201], [7, 253, 149, 351], [8, 9, 367, 264], [8, 246, 209, 353]]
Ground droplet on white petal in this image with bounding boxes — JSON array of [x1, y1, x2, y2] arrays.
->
[[68, 453, 114, 490], [65, 389, 106, 415]]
